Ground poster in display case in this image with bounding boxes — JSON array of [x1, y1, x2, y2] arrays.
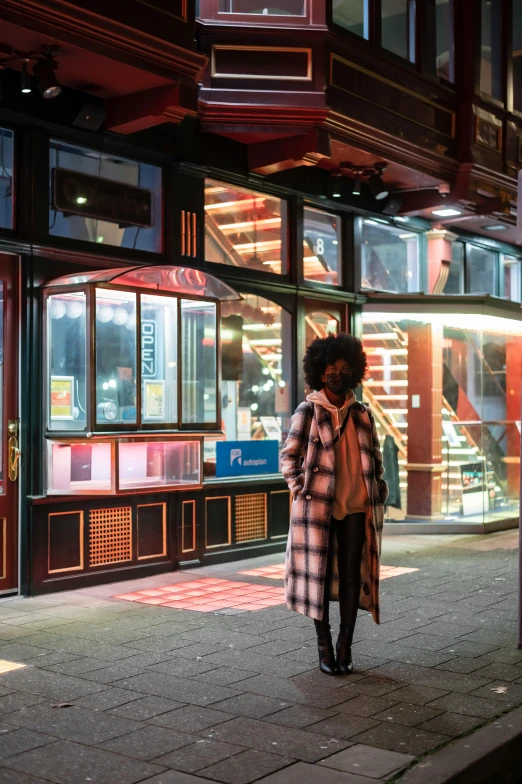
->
[[50, 376, 74, 420]]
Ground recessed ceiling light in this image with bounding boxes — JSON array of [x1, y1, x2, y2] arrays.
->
[[432, 208, 462, 217], [482, 224, 507, 231]]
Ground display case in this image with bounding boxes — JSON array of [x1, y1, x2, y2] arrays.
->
[[43, 265, 240, 496]]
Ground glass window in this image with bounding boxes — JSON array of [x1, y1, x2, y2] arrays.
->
[[0, 129, 14, 230], [513, 0, 522, 112], [95, 289, 137, 425], [303, 208, 341, 285], [181, 300, 217, 425], [218, 0, 304, 12], [361, 221, 420, 293], [118, 441, 200, 490], [436, 0, 454, 81], [205, 294, 292, 478], [444, 242, 464, 294], [48, 292, 87, 431], [205, 179, 287, 274], [141, 295, 177, 424], [467, 246, 497, 295], [48, 441, 113, 494], [305, 311, 340, 345], [49, 140, 162, 252], [332, 0, 369, 37], [381, 0, 413, 61], [480, 0, 503, 100], [502, 256, 522, 302]]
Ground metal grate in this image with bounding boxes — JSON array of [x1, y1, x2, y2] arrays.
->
[[235, 493, 267, 543], [89, 507, 132, 567]]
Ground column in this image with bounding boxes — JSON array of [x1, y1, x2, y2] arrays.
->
[[505, 339, 522, 496], [426, 229, 458, 294]]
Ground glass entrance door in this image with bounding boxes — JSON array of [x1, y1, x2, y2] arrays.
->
[[0, 255, 18, 592]]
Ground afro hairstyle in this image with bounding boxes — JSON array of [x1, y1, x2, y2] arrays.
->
[[303, 333, 368, 391]]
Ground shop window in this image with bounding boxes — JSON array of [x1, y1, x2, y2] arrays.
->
[[204, 294, 292, 479], [0, 128, 14, 230], [305, 311, 340, 345], [204, 179, 287, 274], [361, 220, 420, 293], [96, 290, 137, 425], [436, 0, 454, 81], [444, 242, 464, 294], [513, 0, 522, 112], [381, 0, 414, 62], [141, 295, 178, 423], [49, 140, 162, 252], [303, 208, 341, 286], [480, 0, 503, 100], [48, 292, 87, 432], [502, 256, 522, 302], [181, 300, 217, 425], [467, 246, 497, 296], [332, 0, 369, 37], [218, 0, 304, 12]]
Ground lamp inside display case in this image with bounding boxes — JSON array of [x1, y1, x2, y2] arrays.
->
[[43, 265, 240, 495]]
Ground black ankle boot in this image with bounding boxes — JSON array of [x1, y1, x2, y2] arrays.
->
[[336, 624, 354, 674], [314, 620, 338, 675]]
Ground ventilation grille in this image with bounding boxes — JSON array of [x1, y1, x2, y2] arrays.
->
[[89, 507, 132, 567], [235, 494, 267, 543], [181, 210, 197, 258]]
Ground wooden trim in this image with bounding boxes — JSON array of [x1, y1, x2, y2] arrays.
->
[[48, 510, 84, 573], [181, 499, 196, 553], [205, 495, 231, 548], [0, 519, 5, 580], [211, 45, 312, 81], [137, 502, 167, 560]]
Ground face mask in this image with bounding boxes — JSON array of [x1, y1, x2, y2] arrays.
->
[[325, 372, 352, 395]]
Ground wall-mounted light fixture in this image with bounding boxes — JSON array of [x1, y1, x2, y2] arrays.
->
[[0, 46, 61, 100], [328, 161, 389, 201]]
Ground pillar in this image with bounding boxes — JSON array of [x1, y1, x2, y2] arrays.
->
[[506, 339, 522, 496], [426, 229, 458, 294], [406, 320, 444, 518]]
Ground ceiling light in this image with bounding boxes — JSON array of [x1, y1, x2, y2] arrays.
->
[[352, 174, 362, 196], [331, 175, 342, 198], [482, 224, 507, 231], [368, 172, 389, 201], [20, 62, 31, 94], [432, 208, 461, 217], [76, 196, 87, 205], [33, 58, 61, 99]]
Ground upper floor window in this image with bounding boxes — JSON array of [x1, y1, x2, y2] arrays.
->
[[49, 141, 163, 252], [381, 0, 414, 62], [218, 0, 305, 12], [513, 0, 522, 112], [467, 245, 497, 295], [480, 0, 503, 100], [303, 207, 342, 286], [361, 220, 420, 293], [502, 255, 521, 302], [0, 128, 14, 231], [332, 0, 369, 37], [205, 180, 288, 275], [436, 0, 455, 81], [444, 241, 464, 294]]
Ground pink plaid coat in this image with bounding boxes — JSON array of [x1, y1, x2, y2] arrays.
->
[[281, 399, 388, 623]]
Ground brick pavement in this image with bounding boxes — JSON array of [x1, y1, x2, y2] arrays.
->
[[0, 529, 518, 784]]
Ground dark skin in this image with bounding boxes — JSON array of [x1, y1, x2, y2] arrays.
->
[[320, 358, 353, 408]]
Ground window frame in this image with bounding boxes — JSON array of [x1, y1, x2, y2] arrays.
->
[[0, 126, 15, 237], [301, 204, 344, 289], [464, 242, 500, 297]]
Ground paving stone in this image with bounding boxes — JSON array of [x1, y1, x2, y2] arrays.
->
[[471, 662, 522, 682], [335, 694, 402, 717], [24, 652, 79, 668], [137, 772, 223, 784], [113, 652, 172, 669], [197, 749, 294, 784], [101, 725, 198, 760], [306, 714, 380, 740], [474, 648, 522, 665], [338, 676, 404, 699], [246, 760, 379, 783], [418, 711, 483, 736], [210, 693, 291, 719], [435, 657, 491, 674], [266, 705, 336, 729], [193, 667, 256, 687], [232, 674, 350, 710], [206, 717, 349, 762], [386, 685, 449, 705], [372, 701, 443, 727], [113, 672, 241, 707], [151, 705, 235, 733], [0, 644, 53, 663], [291, 669, 365, 692], [154, 739, 244, 772], [5, 703, 139, 746], [0, 693, 46, 715], [350, 721, 448, 756], [45, 657, 114, 676], [72, 687, 145, 711], [148, 659, 220, 678], [0, 768, 51, 784], [79, 663, 145, 683], [461, 629, 516, 647], [417, 621, 480, 638], [109, 696, 186, 721], [469, 680, 522, 705], [318, 743, 414, 778], [0, 728, 55, 759], [2, 739, 164, 784], [427, 692, 503, 718], [0, 668, 106, 701], [352, 641, 453, 668], [203, 649, 314, 679], [248, 640, 306, 657], [368, 661, 494, 693], [438, 640, 500, 659]]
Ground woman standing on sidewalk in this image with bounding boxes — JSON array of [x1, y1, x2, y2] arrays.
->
[[281, 333, 388, 675]]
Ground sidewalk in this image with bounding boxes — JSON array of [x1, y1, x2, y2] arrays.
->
[[0, 529, 519, 784]]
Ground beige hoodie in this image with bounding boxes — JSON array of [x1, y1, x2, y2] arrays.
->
[[307, 390, 368, 519]]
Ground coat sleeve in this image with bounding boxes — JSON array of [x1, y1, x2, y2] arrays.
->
[[281, 403, 313, 500], [369, 409, 389, 505]]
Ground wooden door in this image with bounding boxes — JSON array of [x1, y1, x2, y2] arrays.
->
[[0, 254, 18, 593]]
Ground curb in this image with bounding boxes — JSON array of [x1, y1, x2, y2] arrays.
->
[[393, 706, 522, 784]]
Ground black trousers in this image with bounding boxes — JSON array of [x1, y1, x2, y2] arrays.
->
[[323, 512, 366, 626]]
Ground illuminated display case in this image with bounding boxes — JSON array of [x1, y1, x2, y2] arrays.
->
[[43, 265, 240, 495]]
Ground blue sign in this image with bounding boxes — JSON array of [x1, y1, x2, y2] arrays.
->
[[216, 440, 279, 478]]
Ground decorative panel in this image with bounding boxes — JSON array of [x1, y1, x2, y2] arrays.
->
[[0, 518, 5, 580], [205, 496, 231, 548], [212, 46, 312, 81], [48, 511, 84, 573], [270, 490, 291, 538], [137, 503, 167, 560], [182, 500, 196, 553], [235, 494, 267, 543], [181, 211, 197, 258], [89, 507, 132, 567]]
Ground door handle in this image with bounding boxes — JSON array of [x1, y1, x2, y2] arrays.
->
[[8, 421, 19, 482]]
